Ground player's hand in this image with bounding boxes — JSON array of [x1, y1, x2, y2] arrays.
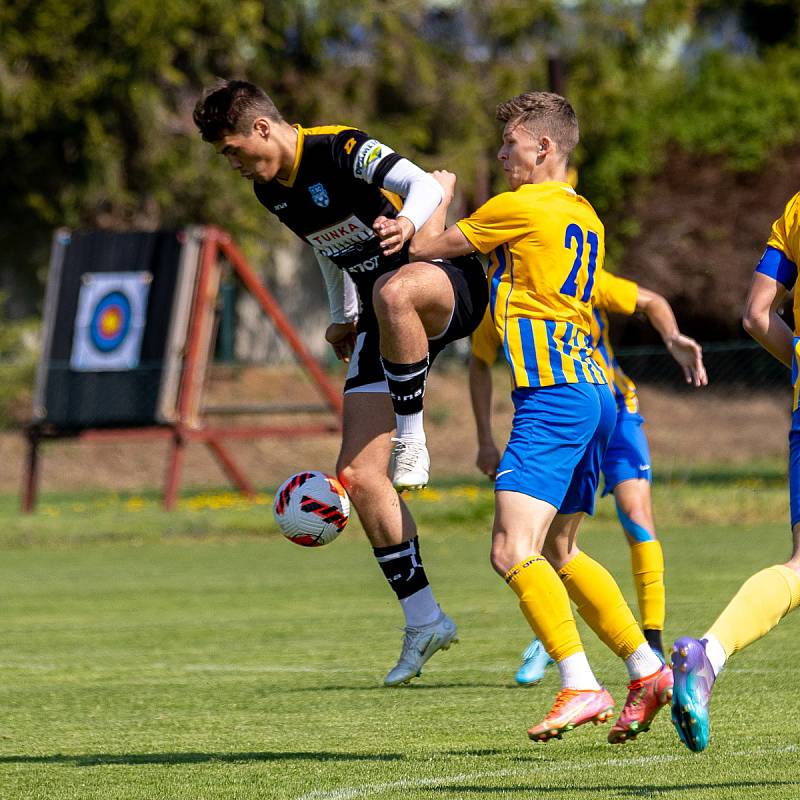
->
[[667, 334, 708, 388], [325, 322, 358, 363], [431, 170, 457, 204], [373, 215, 415, 257], [476, 442, 501, 480]]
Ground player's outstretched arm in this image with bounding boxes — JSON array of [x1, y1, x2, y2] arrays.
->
[[376, 170, 472, 261], [636, 287, 708, 387], [742, 271, 794, 368], [372, 161, 444, 257], [469, 354, 501, 479]]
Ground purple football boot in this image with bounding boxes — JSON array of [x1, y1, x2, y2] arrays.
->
[[670, 636, 716, 752]]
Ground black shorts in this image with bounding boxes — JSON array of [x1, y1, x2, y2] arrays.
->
[[344, 255, 488, 393]]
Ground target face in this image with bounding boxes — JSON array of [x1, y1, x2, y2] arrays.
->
[[90, 291, 132, 352], [71, 272, 151, 371]]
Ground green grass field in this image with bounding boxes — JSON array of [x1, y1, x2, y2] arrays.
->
[[1, 478, 799, 799]]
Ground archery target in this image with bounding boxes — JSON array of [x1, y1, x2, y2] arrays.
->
[[71, 272, 151, 371]]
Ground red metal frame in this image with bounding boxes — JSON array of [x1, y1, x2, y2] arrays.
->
[[22, 227, 343, 512]]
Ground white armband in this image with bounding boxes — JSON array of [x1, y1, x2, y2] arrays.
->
[[382, 159, 444, 234], [315, 253, 359, 324]]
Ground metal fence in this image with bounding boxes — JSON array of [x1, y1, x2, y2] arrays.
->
[[615, 340, 789, 390]]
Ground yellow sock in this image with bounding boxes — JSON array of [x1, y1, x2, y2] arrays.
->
[[558, 551, 646, 660], [630, 540, 666, 631], [504, 555, 584, 662], [706, 565, 800, 658]]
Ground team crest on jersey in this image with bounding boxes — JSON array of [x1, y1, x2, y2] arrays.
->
[[309, 183, 330, 207]]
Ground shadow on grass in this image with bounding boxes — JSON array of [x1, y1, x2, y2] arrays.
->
[[0, 750, 404, 767], [424, 781, 799, 796]]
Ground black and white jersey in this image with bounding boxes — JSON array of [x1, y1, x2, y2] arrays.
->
[[254, 124, 412, 319]]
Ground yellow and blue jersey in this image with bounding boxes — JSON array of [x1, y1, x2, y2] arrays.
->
[[472, 268, 641, 411], [756, 191, 800, 408], [456, 182, 607, 389], [591, 271, 639, 413]]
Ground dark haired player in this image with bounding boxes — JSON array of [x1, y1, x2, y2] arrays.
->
[[194, 80, 487, 685]]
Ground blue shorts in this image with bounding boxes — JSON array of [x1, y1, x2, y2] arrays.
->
[[789, 409, 800, 527], [600, 409, 652, 496], [496, 382, 616, 515]]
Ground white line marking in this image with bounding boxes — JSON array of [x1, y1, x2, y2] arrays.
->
[[294, 745, 798, 800]]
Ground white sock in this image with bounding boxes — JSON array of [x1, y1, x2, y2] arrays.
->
[[400, 586, 439, 627], [396, 411, 426, 442], [625, 643, 663, 680], [701, 633, 728, 677], [557, 651, 601, 690]]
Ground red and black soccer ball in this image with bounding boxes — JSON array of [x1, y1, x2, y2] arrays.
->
[[272, 471, 350, 547]]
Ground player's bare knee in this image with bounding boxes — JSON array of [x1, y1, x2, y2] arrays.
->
[[490, 539, 516, 576], [629, 511, 656, 537], [372, 272, 411, 318], [489, 548, 508, 577], [336, 462, 369, 497]]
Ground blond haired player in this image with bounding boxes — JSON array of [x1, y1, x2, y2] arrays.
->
[[395, 91, 673, 743], [470, 272, 706, 686]]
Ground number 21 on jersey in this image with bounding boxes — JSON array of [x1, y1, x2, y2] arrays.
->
[[560, 223, 599, 302]]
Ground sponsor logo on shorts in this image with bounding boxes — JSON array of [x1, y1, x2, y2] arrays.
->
[[346, 254, 381, 274], [306, 215, 374, 256], [639, 464, 651, 471], [496, 468, 514, 479]]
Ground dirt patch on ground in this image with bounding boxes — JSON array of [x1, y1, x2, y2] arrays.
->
[[2, 365, 789, 499]]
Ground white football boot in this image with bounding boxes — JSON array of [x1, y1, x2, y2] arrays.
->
[[390, 437, 430, 491], [383, 610, 458, 686]]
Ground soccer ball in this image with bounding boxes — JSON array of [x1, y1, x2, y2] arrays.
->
[[273, 470, 350, 547]]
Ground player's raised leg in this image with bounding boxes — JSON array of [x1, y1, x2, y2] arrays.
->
[[492, 491, 614, 742], [372, 262, 456, 491], [336, 390, 457, 685]]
